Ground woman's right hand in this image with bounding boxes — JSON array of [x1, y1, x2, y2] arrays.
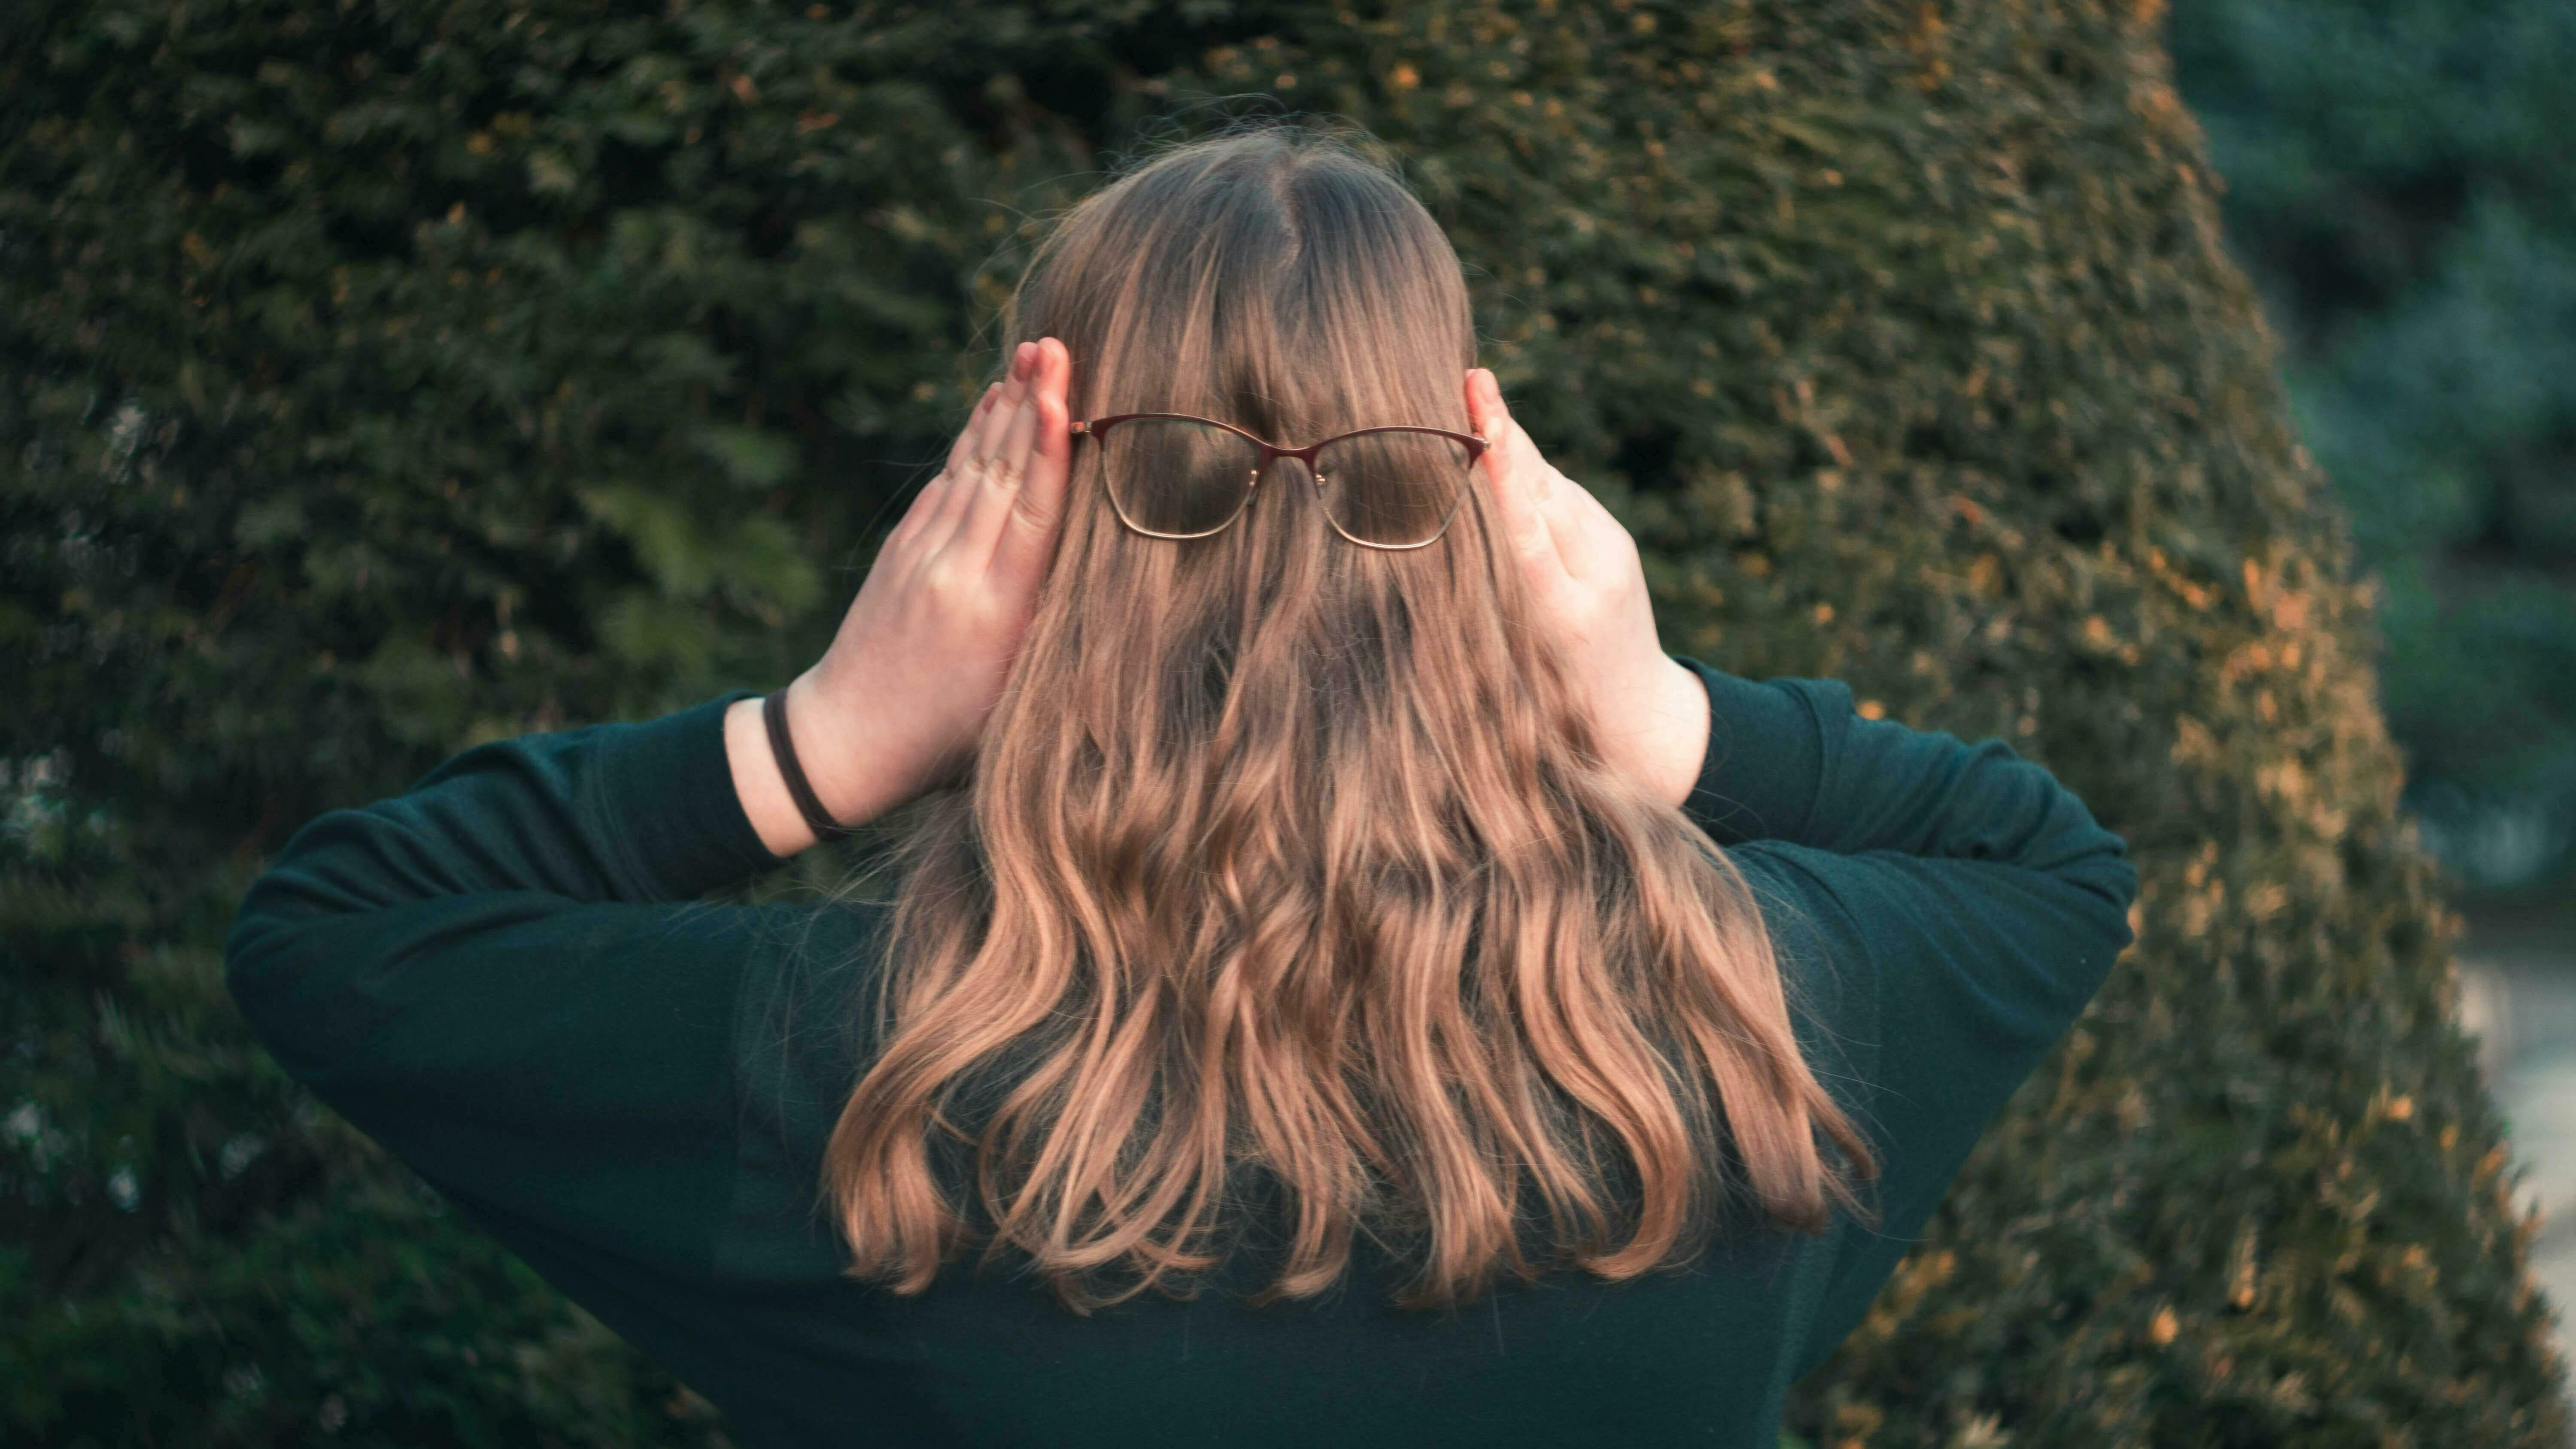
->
[[1464, 368, 1710, 809]]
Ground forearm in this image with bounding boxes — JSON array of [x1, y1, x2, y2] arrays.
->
[[1674, 657, 2130, 885], [230, 695, 786, 1031]]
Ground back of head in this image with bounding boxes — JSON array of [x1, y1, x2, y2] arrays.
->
[[820, 121, 1873, 1313]]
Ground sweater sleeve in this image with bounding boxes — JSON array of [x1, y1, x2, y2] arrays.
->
[[222, 693, 805, 1282], [1666, 656, 2138, 1381]]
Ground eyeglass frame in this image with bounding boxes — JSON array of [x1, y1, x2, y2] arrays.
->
[[1069, 413, 1492, 551]]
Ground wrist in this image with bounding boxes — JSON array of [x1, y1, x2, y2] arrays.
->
[[784, 668, 912, 829], [1648, 655, 1713, 809], [726, 696, 821, 858], [724, 672, 923, 860], [1592, 655, 1711, 811]]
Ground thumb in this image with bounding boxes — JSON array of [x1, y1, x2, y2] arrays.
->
[[1467, 369, 1568, 582]]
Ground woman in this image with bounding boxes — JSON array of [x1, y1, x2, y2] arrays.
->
[[227, 124, 2136, 1447]]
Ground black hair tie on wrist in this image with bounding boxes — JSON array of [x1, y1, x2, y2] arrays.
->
[[762, 688, 855, 842]]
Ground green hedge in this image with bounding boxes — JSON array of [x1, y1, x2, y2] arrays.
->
[[3, 0, 2566, 1443]]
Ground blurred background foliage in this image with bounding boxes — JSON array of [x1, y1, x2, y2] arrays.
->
[[2170, 0, 2576, 895], [3, 0, 2568, 1445]]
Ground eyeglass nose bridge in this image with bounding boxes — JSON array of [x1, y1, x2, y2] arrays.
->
[[1248, 442, 1324, 492]]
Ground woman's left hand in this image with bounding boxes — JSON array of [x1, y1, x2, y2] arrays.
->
[[727, 337, 1073, 856]]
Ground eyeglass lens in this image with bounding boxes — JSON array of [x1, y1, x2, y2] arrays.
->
[[1100, 421, 1475, 547]]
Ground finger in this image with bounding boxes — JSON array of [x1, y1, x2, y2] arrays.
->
[[893, 398, 987, 553], [986, 357, 1045, 485], [945, 380, 1006, 478], [974, 335, 1066, 567], [930, 344, 1034, 548], [1495, 411, 1593, 575], [1549, 472, 1635, 584], [981, 337, 1074, 580], [903, 380, 1007, 552], [950, 344, 1045, 559], [1467, 369, 1570, 589]]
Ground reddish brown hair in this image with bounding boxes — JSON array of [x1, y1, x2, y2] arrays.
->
[[819, 121, 1876, 1313]]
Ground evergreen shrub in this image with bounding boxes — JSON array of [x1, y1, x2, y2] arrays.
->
[[3, 0, 2565, 1443]]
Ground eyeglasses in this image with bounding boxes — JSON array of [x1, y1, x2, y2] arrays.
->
[[1069, 413, 1491, 550]]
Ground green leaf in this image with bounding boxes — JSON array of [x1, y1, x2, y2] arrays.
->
[[687, 423, 799, 490]]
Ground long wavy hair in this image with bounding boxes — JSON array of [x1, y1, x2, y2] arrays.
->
[[818, 122, 1877, 1314]]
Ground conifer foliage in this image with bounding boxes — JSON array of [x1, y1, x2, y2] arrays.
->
[[3, 1, 2565, 1443]]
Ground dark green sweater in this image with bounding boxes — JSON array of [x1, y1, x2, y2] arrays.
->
[[225, 658, 2136, 1448]]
